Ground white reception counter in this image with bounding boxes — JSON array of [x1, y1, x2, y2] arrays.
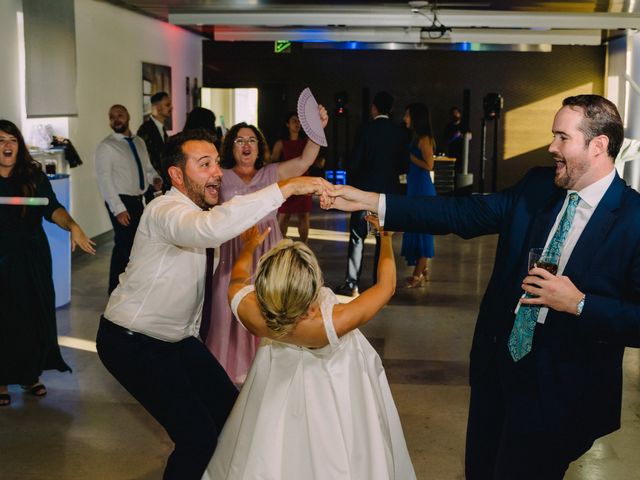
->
[[43, 174, 71, 308]]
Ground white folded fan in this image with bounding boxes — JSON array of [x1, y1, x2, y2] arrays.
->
[[297, 87, 328, 147]]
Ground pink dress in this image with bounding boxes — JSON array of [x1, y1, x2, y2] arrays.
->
[[205, 163, 283, 384]]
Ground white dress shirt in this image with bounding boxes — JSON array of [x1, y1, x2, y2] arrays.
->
[[104, 183, 285, 342], [151, 115, 167, 141], [95, 133, 160, 216], [536, 167, 616, 323]]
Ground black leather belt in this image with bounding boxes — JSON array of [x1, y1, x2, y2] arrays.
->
[[100, 316, 142, 337]]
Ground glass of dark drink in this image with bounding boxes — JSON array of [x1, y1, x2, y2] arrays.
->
[[528, 248, 558, 275], [522, 248, 558, 304]]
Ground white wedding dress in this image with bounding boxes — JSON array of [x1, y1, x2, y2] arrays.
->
[[203, 287, 416, 480]]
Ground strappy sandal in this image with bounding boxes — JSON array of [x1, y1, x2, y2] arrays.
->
[[22, 383, 47, 397], [405, 274, 426, 288], [0, 393, 11, 406]]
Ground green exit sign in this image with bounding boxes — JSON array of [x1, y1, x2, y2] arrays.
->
[[274, 40, 292, 53]]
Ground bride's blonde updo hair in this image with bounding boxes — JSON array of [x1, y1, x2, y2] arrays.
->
[[254, 239, 323, 337]]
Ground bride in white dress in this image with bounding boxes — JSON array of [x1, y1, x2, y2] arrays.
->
[[203, 220, 416, 480]]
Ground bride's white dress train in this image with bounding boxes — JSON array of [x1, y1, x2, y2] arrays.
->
[[203, 287, 416, 480]]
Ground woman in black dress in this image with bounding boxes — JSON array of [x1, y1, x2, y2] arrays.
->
[[0, 120, 95, 406]]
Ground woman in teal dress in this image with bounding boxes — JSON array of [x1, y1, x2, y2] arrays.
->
[[400, 103, 436, 288], [0, 120, 95, 406]]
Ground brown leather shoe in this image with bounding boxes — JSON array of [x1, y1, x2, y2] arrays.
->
[[333, 284, 359, 297]]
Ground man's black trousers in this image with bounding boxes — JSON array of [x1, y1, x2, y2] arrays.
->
[[96, 317, 238, 480]]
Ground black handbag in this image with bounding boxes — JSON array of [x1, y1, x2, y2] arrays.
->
[[51, 136, 83, 168]]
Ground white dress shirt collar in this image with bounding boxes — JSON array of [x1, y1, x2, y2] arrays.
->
[[571, 166, 616, 209], [151, 115, 166, 139], [111, 132, 135, 140], [165, 186, 200, 209]]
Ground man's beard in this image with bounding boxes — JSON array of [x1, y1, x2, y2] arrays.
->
[[553, 162, 570, 189], [184, 176, 207, 209], [553, 155, 589, 190], [112, 123, 129, 134]]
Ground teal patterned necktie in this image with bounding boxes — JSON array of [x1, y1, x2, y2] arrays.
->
[[508, 192, 580, 362]]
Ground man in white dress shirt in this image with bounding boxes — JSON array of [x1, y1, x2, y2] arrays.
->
[[95, 104, 163, 293], [96, 129, 331, 480]]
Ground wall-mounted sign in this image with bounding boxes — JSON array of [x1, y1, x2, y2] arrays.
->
[[274, 41, 292, 53]]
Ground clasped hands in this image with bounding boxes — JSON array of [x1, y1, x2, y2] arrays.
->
[[519, 267, 584, 315], [277, 177, 374, 210]]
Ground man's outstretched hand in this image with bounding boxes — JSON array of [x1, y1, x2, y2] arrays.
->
[[320, 184, 380, 213], [278, 176, 335, 198]]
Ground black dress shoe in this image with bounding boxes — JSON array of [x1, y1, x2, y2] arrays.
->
[[333, 284, 359, 297]]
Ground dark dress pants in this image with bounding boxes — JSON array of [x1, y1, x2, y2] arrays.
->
[[105, 194, 144, 294], [96, 318, 239, 480], [345, 210, 380, 289], [465, 354, 594, 480]]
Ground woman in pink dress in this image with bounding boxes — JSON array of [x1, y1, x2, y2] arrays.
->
[[205, 107, 328, 384]]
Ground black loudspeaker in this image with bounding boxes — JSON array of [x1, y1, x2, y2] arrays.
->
[[335, 91, 349, 116], [462, 88, 470, 132], [483, 93, 503, 120]]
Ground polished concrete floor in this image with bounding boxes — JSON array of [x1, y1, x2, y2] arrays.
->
[[1, 209, 640, 479]]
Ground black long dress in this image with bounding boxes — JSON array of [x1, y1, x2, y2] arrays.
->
[[0, 171, 71, 385]]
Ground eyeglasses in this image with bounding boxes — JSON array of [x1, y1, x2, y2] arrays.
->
[[233, 137, 258, 147]]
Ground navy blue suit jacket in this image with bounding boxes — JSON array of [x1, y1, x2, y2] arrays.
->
[[348, 117, 408, 194], [385, 167, 640, 438], [137, 119, 165, 174]]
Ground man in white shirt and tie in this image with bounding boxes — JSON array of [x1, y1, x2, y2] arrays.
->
[[96, 128, 332, 480], [95, 104, 163, 294], [325, 95, 640, 479]]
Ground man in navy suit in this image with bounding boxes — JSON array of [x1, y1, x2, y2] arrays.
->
[[327, 95, 640, 479], [138, 91, 172, 175], [334, 91, 407, 297]]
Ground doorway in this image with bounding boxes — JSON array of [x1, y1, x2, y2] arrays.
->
[[201, 87, 259, 135]]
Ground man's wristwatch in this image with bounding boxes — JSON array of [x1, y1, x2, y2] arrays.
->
[[576, 294, 586, 317]]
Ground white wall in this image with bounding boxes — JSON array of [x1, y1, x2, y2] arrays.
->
[[624, 31, 640, 190], [70, 0, 202, 237], [1, 0, 202, 237], [0, 0, 22, 122], [623, 32, 640, 138], [606, 35, 627, 122], [607, 32, 640, 190]]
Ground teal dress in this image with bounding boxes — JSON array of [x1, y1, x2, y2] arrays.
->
[[400, 143, 436, 265], [0, 171, 70, 385]]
